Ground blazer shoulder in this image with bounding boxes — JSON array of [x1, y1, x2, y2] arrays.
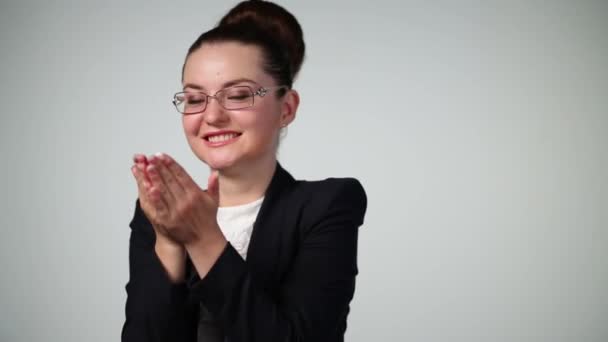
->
[[290, 177, 368, 228], [301, 177, 366, 204]]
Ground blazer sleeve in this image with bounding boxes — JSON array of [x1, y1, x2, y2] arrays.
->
[[190, 178, 367, 342], [121, 199, 199, 342]]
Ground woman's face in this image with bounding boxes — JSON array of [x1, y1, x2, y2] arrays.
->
[[181, 42, 296, 172]]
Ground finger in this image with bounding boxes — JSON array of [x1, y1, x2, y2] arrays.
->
[[145, 161, 170, 216], [146, 162, 176, 205], [153, 156, 187, 203], [133, 153, 152, 184], [132, 164, 155, 214], [135, 162, 151, 189], [133, 163, 165, 227], [133, 153, 146, 164], [131, 164, 149, 194], [147, 182, 170, 217], [131, 164, 142, 190], [207, 170, 220, 204], [137, 155, 152, 185], [159, 153, 200, 193]]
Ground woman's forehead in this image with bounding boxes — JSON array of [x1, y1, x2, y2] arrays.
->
[[183, 42, 270, 90]]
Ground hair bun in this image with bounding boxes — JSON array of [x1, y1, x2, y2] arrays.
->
[[218, 1, 305, 80]]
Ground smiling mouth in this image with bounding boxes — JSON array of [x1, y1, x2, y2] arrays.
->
[[205, 133, 241, 143]]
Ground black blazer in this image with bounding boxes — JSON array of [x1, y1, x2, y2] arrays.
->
[[122, 163, 367, 342]]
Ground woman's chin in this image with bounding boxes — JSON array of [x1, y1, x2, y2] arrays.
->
[[203, 157, 238, 171]]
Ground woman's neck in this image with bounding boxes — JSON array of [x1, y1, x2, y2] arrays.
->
[[216, 156, 277, 207]]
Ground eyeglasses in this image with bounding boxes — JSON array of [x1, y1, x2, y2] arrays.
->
[[172, 85, 288, 115]]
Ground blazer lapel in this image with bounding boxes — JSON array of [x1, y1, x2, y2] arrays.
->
[[246, 162, 296, 287]]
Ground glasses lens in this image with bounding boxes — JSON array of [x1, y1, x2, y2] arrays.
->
[[174, 92, 207, 114], [221, 86, 254, 110]]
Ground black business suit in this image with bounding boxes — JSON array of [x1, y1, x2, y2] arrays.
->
[[122, 163, 367, 342]]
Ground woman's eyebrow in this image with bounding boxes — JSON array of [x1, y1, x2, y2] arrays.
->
[[221, 78, 257, 88], [183, 78, 257, 91], [183, 83, 205, 91]]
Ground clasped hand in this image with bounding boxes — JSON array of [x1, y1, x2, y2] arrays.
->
[[130, 153, 220, 246]]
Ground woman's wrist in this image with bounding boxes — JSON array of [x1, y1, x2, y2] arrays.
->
[[154, 237, 187, 283], [184, 227, 227, 280]]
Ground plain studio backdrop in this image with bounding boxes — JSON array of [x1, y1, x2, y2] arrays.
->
[[0, 0, 606, 341]]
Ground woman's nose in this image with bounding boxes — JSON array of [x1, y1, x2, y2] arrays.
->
[[204, 98, 229, 125]]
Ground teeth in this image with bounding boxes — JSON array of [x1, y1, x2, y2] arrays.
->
[[208, 133, 238, 143]]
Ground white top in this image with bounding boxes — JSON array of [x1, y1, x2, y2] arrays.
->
[[216, 196, 264, 260]]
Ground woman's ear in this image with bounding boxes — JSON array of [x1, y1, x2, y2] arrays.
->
[[280, 89, 299, 127]]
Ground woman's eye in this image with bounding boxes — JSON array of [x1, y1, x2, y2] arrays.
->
[[226, 90, 251, 101], [227, 92, 251, 101], [188, 96, 206, 104]]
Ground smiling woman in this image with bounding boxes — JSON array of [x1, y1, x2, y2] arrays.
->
[[122, 1, 367, 342]]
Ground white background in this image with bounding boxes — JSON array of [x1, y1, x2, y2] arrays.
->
[[0, 1, 606, 341]]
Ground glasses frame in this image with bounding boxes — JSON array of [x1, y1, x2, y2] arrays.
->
[[172, 85, 289, 115]]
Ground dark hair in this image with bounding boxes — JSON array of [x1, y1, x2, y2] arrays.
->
[[182, 0, 305, 90]]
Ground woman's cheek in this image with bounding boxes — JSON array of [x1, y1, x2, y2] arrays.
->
[[182, 115, 202, 136]]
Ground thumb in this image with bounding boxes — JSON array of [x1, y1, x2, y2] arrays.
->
[[207, 170, 220, 204]]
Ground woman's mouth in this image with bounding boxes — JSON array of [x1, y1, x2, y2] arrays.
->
[[203, 131, 242, 146], [208, 133, 239, 143]]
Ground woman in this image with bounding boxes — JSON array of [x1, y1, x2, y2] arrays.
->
[[122, 1, 367, 341]]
